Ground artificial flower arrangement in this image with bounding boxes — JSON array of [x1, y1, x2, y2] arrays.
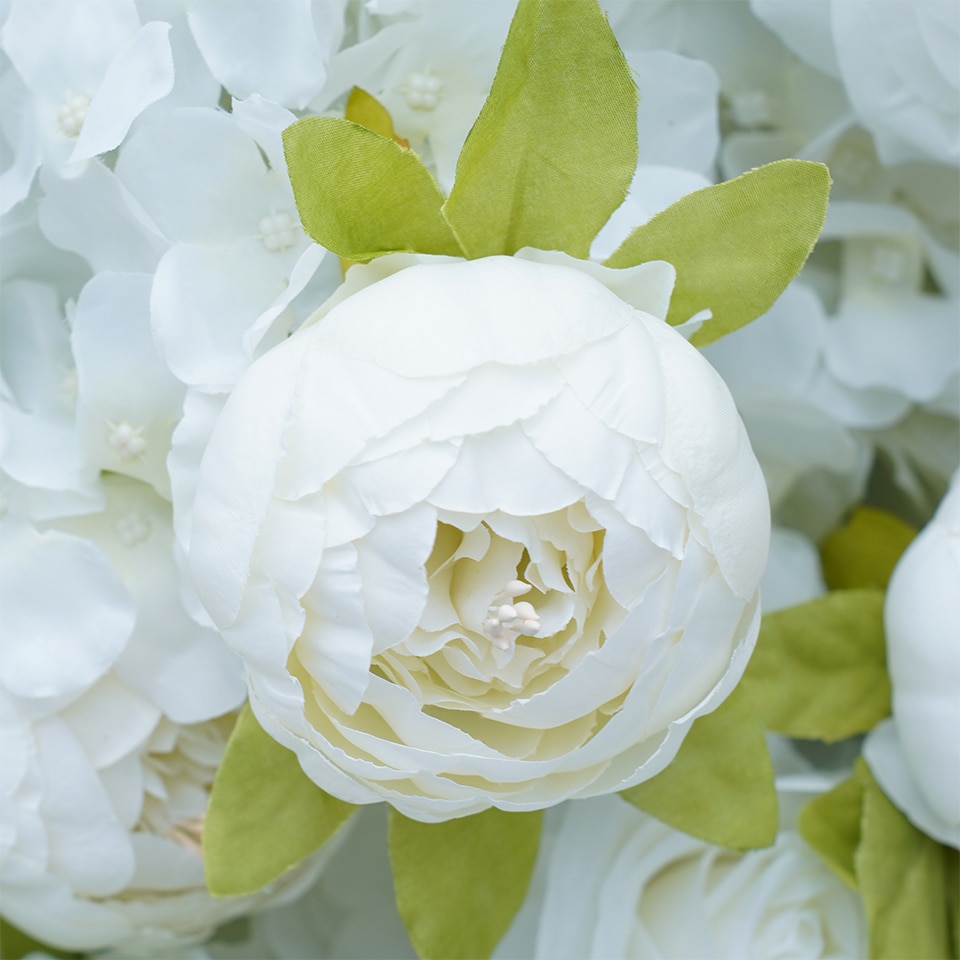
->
[[0, 1, 957, 959]]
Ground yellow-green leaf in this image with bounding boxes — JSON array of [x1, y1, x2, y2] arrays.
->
[[605, 160, 831, 346], [443, 0, 637, 259], [858, 760, 954, 960], [389, 807, 542, 960], [798, 771, 863, 890], [283, 116, 463, 261], [202, 704, 356, 896], [743, 589, 890, 741], [820, 506, 916, 592], [345, 86, 408, 146], [621, 680, 777, 850]]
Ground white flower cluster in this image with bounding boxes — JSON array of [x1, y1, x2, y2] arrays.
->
[[2, 0, 957, 956]]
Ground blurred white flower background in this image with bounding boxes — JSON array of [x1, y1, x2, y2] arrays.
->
[[1, 0, 957, 958]]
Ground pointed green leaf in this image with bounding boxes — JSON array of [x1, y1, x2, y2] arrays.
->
[[798, 771, 863, 890], [621, 680, 777, 850], [858, 760, 953, 960], [203, 704, 356, 896], [820, 506, 916, 592], [345, 87, 408, 146], [0, 920, 79, 960], [743, 588, 890, 741], [604, 160, 831, 346], [442, 0, 638, 259], [389, 807, 542, 959], [283, 116, 463, 261]]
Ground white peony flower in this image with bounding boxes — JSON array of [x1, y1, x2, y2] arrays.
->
[[0, 478, 280, 954], [187, 253, 770, 821], [864, 473, 960, 848], [534, 792, 867, 959]]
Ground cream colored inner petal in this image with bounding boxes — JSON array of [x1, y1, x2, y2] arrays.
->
[[371, 504, 620, 734]]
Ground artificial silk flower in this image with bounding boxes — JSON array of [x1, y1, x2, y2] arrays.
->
[[187, 252, 770, 821], [0, 0, 175, 214], [753, 0, 960, 167], [864, 473, 960, 848], [702, 281, 868, 540], [533, 791, 867, 959]]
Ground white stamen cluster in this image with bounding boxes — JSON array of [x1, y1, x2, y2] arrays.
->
[[482, 579, 541, 651], [107, 420, 147, 460], [115, 509, 152, 547], [729, 89, 770, 129], [403, 71, 442, 111], [258, 211, 299, 252], [57, 92, 90, 138]]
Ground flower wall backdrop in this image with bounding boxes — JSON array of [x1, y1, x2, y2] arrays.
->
[[0, 1, 957, 959]]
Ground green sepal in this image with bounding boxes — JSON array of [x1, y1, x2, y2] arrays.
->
[[442, 0, 638, 259], [0, 920, 80, 960], [282, 116, 464, 261], [388, 807, 542, 960], [798, 770, 863, 890], [820, 506, 916, 592], [742, 589, 890, 741], [202, 704, 356, 896], [604, 159, 831, 345], [857, 760, 955, 960], [621, 680, 778, 850]]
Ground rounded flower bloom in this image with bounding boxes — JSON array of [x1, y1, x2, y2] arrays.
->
[[188, 255, 770, 820], [865, 472, 960, 847], [534, 793, 867, 959]]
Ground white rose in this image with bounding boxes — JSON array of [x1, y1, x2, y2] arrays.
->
[[864, 473, 960, 847], [188, 254, 770, 821], [534, 793, 867, 959]]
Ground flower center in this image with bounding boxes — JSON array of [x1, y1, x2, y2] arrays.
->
[[729, 89, 771, 129], [482, 578, 541, 651], [115, 509, 152, 547], [258, 210, 300, 252], [107, 420, 147, 461], [404, 71, 443, 111], [57, 92, 90, 138], [60, 367, 78, 400]]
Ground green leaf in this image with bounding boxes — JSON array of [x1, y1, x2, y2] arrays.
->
[[621, 680, 777, 850], [858, 759, 954, 960], [604, 160, 831, 346], [798, 771, 863, 890], [947, 846, 960, 960], [389, 807, 542, 959], [819, 506, 916, 592], [442, 0, 638, 259], [345, 87, 408, 146], [0, 920, 79, 960], [283, 116, 463, 261], [203, 704, 356, 896], [743, 589, 890, 741]]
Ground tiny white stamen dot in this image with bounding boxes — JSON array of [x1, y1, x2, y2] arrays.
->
[[258, 211, 299, 253], [108, 421, 147, 461], [61, 368, 78, 400], [404, 71, 443, 111], [871, 245, 906, 284], [730, 89, 770, 129], [57, 92, 90, 138], [115, 510, 152, 547]]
